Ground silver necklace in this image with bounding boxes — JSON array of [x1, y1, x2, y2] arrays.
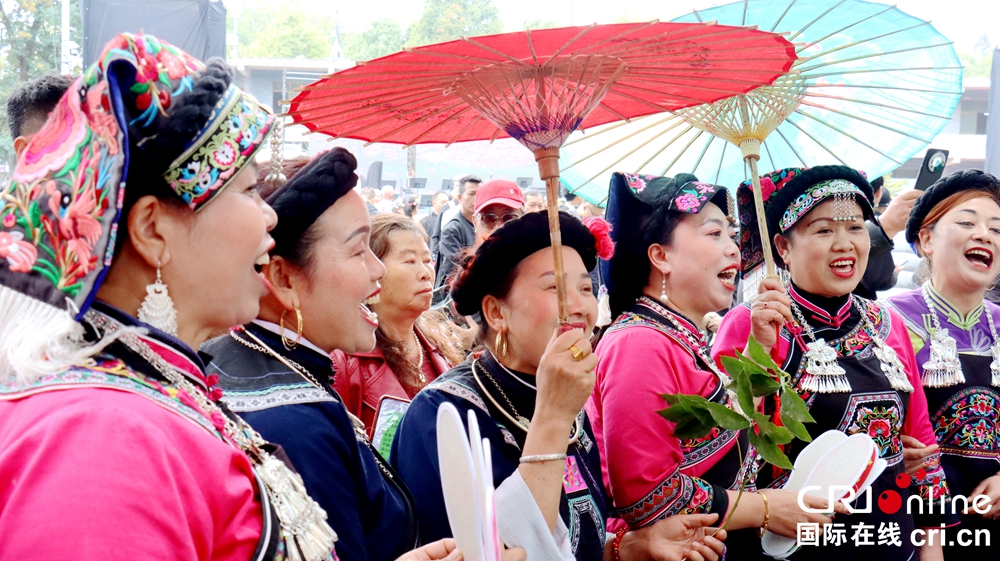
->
[[85, 311, 337, 561], [470, 359, 582, 445], [919, 284, 966, 388], [921, 282, 1000, 388], [231, 329, 328, 391], [639, 296, 731, 385], [789, 299, 851, 393]]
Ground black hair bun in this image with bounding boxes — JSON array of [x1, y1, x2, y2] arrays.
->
[[450, 211, 597, 317]]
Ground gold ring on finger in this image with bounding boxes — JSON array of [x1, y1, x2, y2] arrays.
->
[[570, 346, 585, 361]]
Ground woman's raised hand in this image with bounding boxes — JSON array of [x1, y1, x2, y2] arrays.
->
[[534, 327, 599, 426], [749, 278, 792, 352]]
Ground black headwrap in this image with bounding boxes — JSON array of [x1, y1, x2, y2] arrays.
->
[[451, 211, 598, 317], [267, 147, 359, 258], [905, 169, 1000, 243]]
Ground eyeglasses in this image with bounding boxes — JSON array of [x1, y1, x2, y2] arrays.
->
[[477, 211, 523, 230]]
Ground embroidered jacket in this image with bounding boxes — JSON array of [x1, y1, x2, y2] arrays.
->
[[0, 303, 279, 560], [587, 298, 750, 532], [205, 321, 417, 561], [713, 287, 958, 541], [886, 287, 1000, 556], [391, 353, 608, 561]]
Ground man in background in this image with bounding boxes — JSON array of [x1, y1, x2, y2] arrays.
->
[[376, 185, 396, 213], [472, 179, 524, 248], [524, 190, 546, 213], [855, 175, 922, 298], [360, 187, 379, 214], [7, 74, 73, 157], [421, 190, 451, 258], [434, 176, 482, 292]]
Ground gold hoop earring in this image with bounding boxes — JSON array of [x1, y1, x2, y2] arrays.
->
[[280, 307, 303, 350], [495, 330, 508, 359]]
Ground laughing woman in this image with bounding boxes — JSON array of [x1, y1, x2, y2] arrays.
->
[[884, 170, 1000, 561], [205, 149, 418, 561], [587, 173, 835, 556], [712, 166, 956, 561]]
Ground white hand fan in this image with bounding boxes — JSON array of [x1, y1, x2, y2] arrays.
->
[[437, 403, 484, 561]]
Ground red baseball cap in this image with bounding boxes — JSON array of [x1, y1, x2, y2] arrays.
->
[[474, 179, 525, 214]]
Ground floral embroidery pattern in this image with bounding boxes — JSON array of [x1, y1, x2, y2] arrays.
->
[[932, 387, 1000, 458], [671, 181, 721, 213], [837, 392, 904, 465], [163, 85, 274, 210], [622, 172, 658, 194], [779, 178, 865, 232]]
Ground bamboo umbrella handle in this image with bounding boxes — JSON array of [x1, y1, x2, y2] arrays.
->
[[745, 153, 779, 280], [535, 147, 570, 324]]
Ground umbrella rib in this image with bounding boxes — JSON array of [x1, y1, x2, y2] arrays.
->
[[526, 29, 539, 67], [564, 114, 677, 147], [406, 47, 516, 66], [714, 141, 728, 184], [446, 114, 485, 147], [543, 24, 600, 64], [803, 92, 955, 120], [490, 127, 503, 143], [649, 125, 699, 175], [289, 92, 454, 129], [603, 89, 678, 112], [570, 124, 690, 190], [687, 133, 715, 175], [801, 2, 898, 51], [770, 0, 799, 32], [808, 82, 961, 95], [774, 126, 808, 167], [608, 34, 791, 60], [596, 100, 630, 123], [804, 66, 964, 79], [405, 105, 478, 145], [356, 98, 472, 144], [797, 100, 934, 143], [788, 0, 848, 41], [600, 26, 769, 59], [458, 37, 530, 66], [692, 8, 704, 22], [794, 109, 903, 165], [784, 117, 848, 165], [615, 79, 774, 98], [563, 117, 687, 171], [742, 0, 748, 26], [799, 21, 933, 63], [761, 137, 778, 172], [286, 89, 446, 120], [797, 42, 955, 74]]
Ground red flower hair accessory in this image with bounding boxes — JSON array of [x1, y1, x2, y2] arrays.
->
[[584, 216, 615, 260]]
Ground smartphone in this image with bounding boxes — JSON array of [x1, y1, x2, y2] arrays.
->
[[914, 149, 949, 191]]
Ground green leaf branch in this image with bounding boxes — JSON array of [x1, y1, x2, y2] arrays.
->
[[658, 336, 816, 531]]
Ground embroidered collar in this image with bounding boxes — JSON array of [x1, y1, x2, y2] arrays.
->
[[90, 301, 212, 391], [789, 283, 852, 329], [636, 296, 707, 345], [924, 282, 984, 331]]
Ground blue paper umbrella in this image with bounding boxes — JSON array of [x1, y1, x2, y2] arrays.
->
[[560, 0, 962, 211]]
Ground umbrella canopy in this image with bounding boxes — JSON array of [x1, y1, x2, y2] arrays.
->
[[560, 0, 963, 204], [288, 21, 797, 322], [287, 22, 796, 149]]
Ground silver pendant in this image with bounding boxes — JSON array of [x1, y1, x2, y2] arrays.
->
[[137, 268, 178, 336], [799, 338, 851, 393], [921, 328, 964, 388], [873, 338, 913, 392], [256, 449, 337, 561]]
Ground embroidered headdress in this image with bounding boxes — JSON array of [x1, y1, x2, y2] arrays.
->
[[601, 171, 733, 318], [737, 165, 875, 298], [0, 32, 273, 382]]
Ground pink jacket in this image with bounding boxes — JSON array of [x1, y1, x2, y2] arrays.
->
[[332, 328, 452, 438]]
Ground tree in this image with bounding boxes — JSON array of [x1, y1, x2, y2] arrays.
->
[[234, 3, 333, 59], [342, 18, 406, 61], [406, 0, 502, 47], [522, 19, 558, 31], [0, 0, 83, 166]]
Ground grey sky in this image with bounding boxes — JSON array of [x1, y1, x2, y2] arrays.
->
[[248, 0, 999, 53]]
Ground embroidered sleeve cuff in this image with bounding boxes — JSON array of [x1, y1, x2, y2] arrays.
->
[[618, 471, 727, 529], [911, 451, 962, 527]]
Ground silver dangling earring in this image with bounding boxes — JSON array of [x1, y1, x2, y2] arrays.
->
[[660, 273, 669, 305], [138, 267, 178, 336]]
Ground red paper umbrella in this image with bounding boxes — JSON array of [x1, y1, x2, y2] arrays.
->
[[288, 21, 795, 322]]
